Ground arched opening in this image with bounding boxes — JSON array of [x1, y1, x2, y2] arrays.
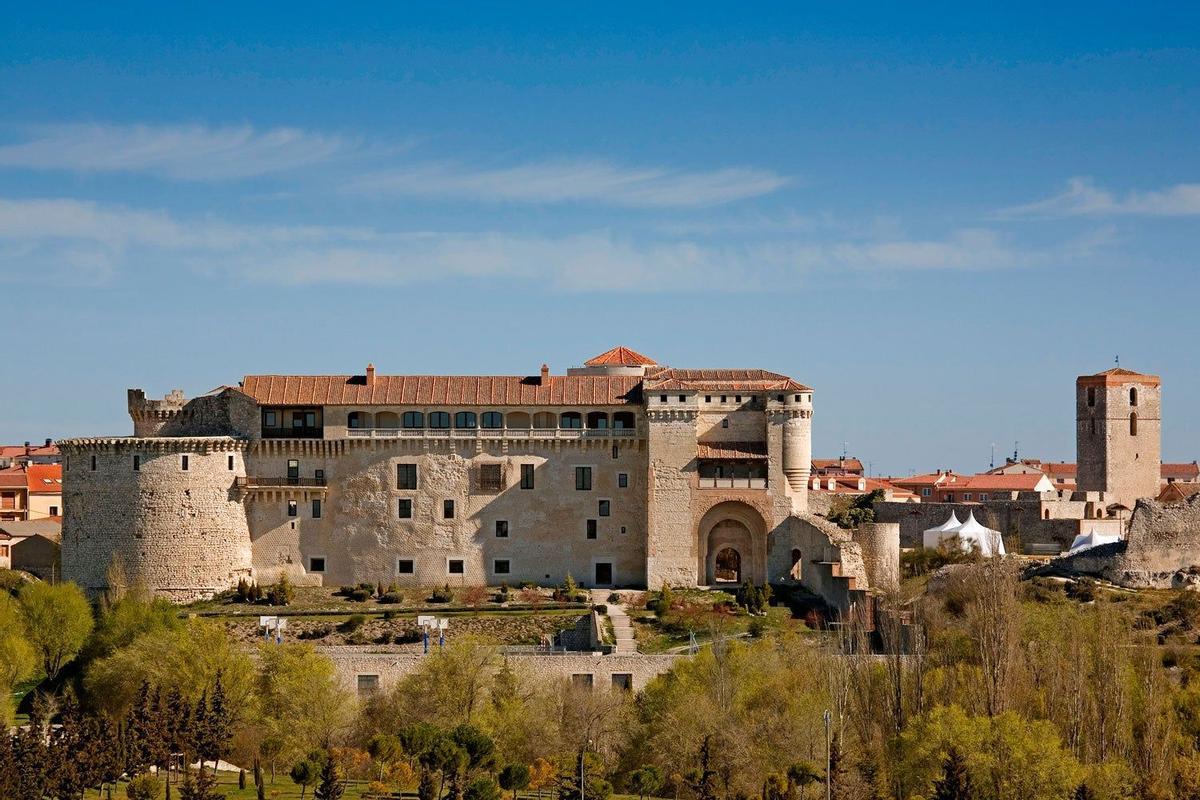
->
[[347, 411, 373, 429], [481, 411, 503, 429], [532, 412, 556, 429], [560, 411, 583, 429], [455, 411, 477, 429], [375, 411, 399, 429], [1043, 509, 1050, 519], [429, 412, 451, 429], [699, 502, 764, 585], [790, 548, 802, 580], [507, 412, 531, 429], [714, 548, 741, 583], [402, 411, 424, 429], [586, 411, 609, 429], [1130, 412, 1138, 436], [1130, 387, 1138, 406], [612, 411, 636, 429]]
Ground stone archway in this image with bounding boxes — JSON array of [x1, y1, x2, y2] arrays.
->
[[697, 501, 767, 586]]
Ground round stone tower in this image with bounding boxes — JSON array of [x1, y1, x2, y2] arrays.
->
[[59, 437, 253, 601], [781, 390, 814, 509]]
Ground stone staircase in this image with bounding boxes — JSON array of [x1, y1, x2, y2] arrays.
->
[[592, 589, 637, 654]]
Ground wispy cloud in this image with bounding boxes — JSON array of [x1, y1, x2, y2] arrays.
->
[[349, 159, 789, 207], [0, 123, 356, 180], [996, 177, 1200, 219], [0, 197, 1099, 290]]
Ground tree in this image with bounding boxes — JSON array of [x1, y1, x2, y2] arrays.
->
[[933, 747, 973, 800], [290, 759, 318, 799], [418, 767, 438, 800], [466, 776, 503, 800], [1072, 784, 1095, 800], [18, 581, 94, 681], [179, 766, 225, 800], [0, 593, 34, 725], [314, 753, 345, 800], [500, 763, 532, 800], [126, 773, 162, 800], [628, 766, 663, 800], [688, 736, 719, 800], [254, 643, 351, 773], [367, 734, 404, 781]]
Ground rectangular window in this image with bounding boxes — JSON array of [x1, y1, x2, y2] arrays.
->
[[575, 466, 592, 491], [679, 395, 686, 402], [571, 673, 594, 689], [287, 500, 297, 517], [397, 559, 414, 574], [357, 674, 379, 696], [520, 463, 535, 489], [264, 410, 278, 427], [49, 506, 59, 517], [979, 493, 989, 502], [611, 444, 618, 460], [90, 455, 97, 471], [493, 559, 511, 575], [227, 455, 234, 471], [705, 395, 712, 403], [479, 463, 503, 492], [448, 559, 464, 575], [287, 459, 299, 481], [133, 455, 140, 471], [443, 499, 455, 519], [398, 499, 412, 519], [618, 473, 628, 488], [598, 500, 610, 517], [611, 673, 632, 691], [586, 519, 598, 539], [660, 394, 667, 402], [309, 557, 325, 572], [397, 463, 418, 490], [495, 520, 509, 538], [181, 455, 189, 471], [312, 499, 322, 518], [964, 493, 973, 501], [921, 488, 931, 497]]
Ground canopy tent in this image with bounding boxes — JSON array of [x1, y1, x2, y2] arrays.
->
[[923, 510, 1006, 557], [1068, 528, 1123, 554]]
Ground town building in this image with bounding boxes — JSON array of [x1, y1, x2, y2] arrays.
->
[[59, 348, 898, 609], [0, 440, 61, 469], [0, 463, 62, 522]]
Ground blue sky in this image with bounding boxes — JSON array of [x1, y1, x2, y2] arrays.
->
[[2, 4, 1198, 475]]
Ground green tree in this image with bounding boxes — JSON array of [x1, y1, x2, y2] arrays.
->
[[179, 766, 225, 800], [367, 733, 404, 781], [418, 768, 438, 800], [466, 776, 503, 800], [933, 747, 973, 800], [290, 759, 318, 799], [18, 580, 94, 680], [0, 593, 35, 725], [500, 763, 532, 800], [628, 766, 663, 800], [254, 643, 351, 774], [126, 773, 161, 800], [314, 753, 345, 800]]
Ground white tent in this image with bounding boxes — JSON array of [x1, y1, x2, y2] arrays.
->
[[922, 511, 962, 551], [924, 510, 1006, 557], [1068, 528, 1122, 554]]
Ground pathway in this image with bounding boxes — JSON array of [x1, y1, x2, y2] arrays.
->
[[592, 589, 638, 654]]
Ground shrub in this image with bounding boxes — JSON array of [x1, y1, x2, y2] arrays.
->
[[126, 773, 161, 800], [379, 591, 404, 604], [429, 585, 455, 603], [339, 614, 368, 633], [337, 585, 357, 597], [748, 618, 766, 638], [394, 629, 422, 644], [349, 588, 372, 602], [299, 625, 332, 640], [266, 573, 294, 606], [654, 585, 675, 618], [607, 592, 621, 604], [593, 604, 608, 615], [236, 577, 251, 603], [1065, 577, 1097, 603]]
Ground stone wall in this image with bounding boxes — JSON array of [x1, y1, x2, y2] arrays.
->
[[852, 522, 900, 594], [322, 647, 682, 694], [59, 437, 253, 600], [1076, 376, 1161, 510], [874, 499, 1096, 553]]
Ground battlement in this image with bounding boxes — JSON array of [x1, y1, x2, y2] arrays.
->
[[128, 389, 187, 437]]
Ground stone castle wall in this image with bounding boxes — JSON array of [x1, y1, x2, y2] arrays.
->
[[60, 437, 253, 601], [852, 522, 900, 594], [874, 499, 1100, 553]]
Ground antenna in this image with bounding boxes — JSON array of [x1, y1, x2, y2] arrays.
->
[[1115, 354, 1120, 367], [1012, 440, 1019, 462], [841, 441, 848, 460], [990, 443, 996, 470]]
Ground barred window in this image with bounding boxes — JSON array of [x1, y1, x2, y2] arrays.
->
[[575, 467, 592, 491], [397, 463, 418, 490], [520, 463, 535, 490], [479, 463, 503, 492]]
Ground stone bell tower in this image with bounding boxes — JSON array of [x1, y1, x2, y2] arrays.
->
[[1076, 367, 1161, 510]]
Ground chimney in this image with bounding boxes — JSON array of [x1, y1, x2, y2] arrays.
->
[[366, 363, 376, 387], [24, 442, 30, 456], [540, 364, 550, 383], [44, 438, 51, 447]]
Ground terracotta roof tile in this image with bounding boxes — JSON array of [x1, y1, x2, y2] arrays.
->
[[241, 373, 643, 406], [26, 464, 62, 494], [644, 368, 810, 392], [584, 346, 658, 367]]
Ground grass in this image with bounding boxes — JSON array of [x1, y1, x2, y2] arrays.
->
[[630, 604, 801, 653], [117, 770, 373, 798]]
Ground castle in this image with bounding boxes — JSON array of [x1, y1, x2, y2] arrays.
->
[[59, 347, 897, 607]]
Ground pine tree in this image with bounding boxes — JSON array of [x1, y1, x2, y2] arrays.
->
[[206, 673, 234, 768], [179, 765, 225, 800], [47, 691, 89, 799], [14, 698, 50, 800], [689, 736, 719, 800], [1072, 784, 1095, 800], [314, 754, 345, 800], [193, 689, 212, 769], [932, 747, 973, 800]]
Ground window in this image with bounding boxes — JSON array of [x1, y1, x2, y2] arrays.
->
[[287, 500, 298, 517], [429, 411, 451, 429], [227, 455, 234, 471], [495, 520, 509, 538], [455, 411, 477, 429], [91, 455, 96, 471], [575, 467, 592, 490], [133, 455, 140, 471], [1130, 412, 1138, 436], [309, 557, 325, 572], [398, 499, 413, 518], [264, 410, 278, 428], [443, 499, 455, 519], [979, 493, 989, 502], [312, 499, 322, 518], [348, 411, 365, 429], [735, 395, 741, 402], [397, 463, 418, 490], [479, 463, 503, 492], [481, 411, 503, 429], [397, 559, 414, 574], [493, 559, 511, 575], [720, 395, 727, 402], [964, 493, 973, 501], [721, 419, 729, 429], [520, 463, 535, 489], [612, 412, 635, 429], [612, 444, 619, 460], [1130, 388, 1138, 406], [571, 674, 593, 689], [448, 559, 464, 575], [598, 500, 610, 517], [586, 519, 598, 539], [49, 506, 59, 516], [560, 412, 583, 429], [1087, 387, 1096, 407], [357, 674, 379, 696], [921, 488, 931, 497], [611, 673, 632, 691], [315, 469, 325, 483], [660, 395, 667, 402], [402, 411, 425, 428], [181, 455, 189, 471], [705, 395, 712, 403], [679, 395, 686, 402], [777, 394, 784, 402], [287, 459, 299, 481], [620, 526, 626, 534], [618, 472, 628, 488]]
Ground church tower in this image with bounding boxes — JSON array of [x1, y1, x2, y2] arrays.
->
[[1076, 368, 1161, 509]]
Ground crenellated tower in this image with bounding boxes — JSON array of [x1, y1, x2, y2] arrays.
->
[[1076, 367, 1161, 510]]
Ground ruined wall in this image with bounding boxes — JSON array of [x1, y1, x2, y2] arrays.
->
[[158, 388, 261, 438], [59, 437, 253, 601], [852, 522, 900, 594]]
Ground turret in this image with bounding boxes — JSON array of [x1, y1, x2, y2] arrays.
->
[[127, 389, 187, 437], [1076, 367, 1161, 510], [780, 390, 814, 510]]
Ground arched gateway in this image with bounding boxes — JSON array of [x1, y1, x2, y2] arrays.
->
[[698, 501, 768, 585]]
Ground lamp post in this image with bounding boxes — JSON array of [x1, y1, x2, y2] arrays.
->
[[823, 709, 832, 800]]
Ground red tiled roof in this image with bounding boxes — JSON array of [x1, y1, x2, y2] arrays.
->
[[643, 369, 810, 392], [696, 441, 768, 460], [1077, 367, 1161, 387], [892, 472, 962, 487], [1159, 483, 1200, 503], [945, 473, 1051, 492], [812, 458, 864, 472], [1162, 462, 1200, 480], [0, 468, 26, 489], [584, 346, 657, 367], [26, 464, 62, 495], [240, 374, 643, 406]]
